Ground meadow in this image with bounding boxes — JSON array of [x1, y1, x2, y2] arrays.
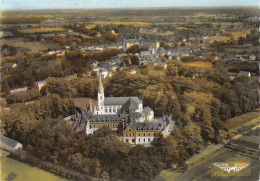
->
[[18, 28, 66, 34], [209, 30, 248, 43], [184, 61, 215, 69], [0, 38, 61, 51]]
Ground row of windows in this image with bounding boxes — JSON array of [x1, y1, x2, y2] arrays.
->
[[125, 132, 155, 137], [89, 119, 125, 122], [100, 106, 118, 113], [90, 124, 117, 128], [125, 138, 152, 143]]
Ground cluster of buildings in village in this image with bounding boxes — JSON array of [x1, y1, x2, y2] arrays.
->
[[72, 71, 175, 145], [229, 54, 257, 62], [88, 38, 204, 78]]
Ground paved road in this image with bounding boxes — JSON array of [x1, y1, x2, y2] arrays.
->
[[173, 148, 233, 181]]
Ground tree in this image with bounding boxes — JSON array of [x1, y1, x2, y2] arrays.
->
[[129, 55, 140, 65], [201, 119, 215, 142]]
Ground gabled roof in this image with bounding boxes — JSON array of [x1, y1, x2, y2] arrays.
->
[[0, 134, 23, 148], [104, 97, 142, 106], [121, 97, 140, 112]]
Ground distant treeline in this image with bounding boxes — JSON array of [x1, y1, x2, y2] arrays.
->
[[0, 17, 48, 24]]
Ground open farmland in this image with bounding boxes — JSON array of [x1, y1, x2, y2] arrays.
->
[[228, 31, 248, 39], [184, 61, 215, 69], [18, 28, 66, 34], [91, 21, 152, 26], [0, 38, 61, 51], [209, 30, 248, 43], [209, 35, 231, 43]]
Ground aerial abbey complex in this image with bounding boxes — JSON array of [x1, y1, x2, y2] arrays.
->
[[73, 71, 175, 145]]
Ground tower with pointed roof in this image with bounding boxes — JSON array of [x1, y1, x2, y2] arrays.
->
[[97, 70, 104, 114]]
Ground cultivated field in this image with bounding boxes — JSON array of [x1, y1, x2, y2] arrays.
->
[[0, 38, 61, 51], [91, 21, 152, 26], [209, 31, 248, 43], [209, 35, 230, 43], [18, 28, 66, 34], [184, 61, 215, 69], [228, 31, 248, 39]]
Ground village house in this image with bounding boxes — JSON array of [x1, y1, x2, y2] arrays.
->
[[0, 134, 23, 151], [36, 81, 46, 91], [10, 87, 28, 94], [238, 71, 251, 77]]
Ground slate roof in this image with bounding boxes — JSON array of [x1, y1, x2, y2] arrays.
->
[[0, 134, 23, 148], [121, 98, 140, 112], [140, 51, 151, 56], [131, 121, 166, 131], [143, 106, 153, 114], [86, 113, 129, 123], [104, 97, 142, 106]]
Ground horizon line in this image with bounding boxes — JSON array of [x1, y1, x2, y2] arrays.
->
[[1, 5, 259, 11]]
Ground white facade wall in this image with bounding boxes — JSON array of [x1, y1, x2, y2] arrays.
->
[[135, 136, 154, 145], [104, 105, 120, 114]]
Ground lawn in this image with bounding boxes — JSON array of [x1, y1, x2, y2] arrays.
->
[[0, 150, 66, 181]]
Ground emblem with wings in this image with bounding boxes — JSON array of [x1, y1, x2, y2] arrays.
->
[[214, 163, 249, 173]]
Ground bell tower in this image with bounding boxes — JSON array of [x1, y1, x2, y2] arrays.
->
[[97, 70, 104, 114]]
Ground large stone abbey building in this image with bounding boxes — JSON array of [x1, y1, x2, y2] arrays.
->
[[73, 71, 174, 145]]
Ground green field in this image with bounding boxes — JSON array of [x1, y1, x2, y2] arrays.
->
[[1, 150, 67, 181]]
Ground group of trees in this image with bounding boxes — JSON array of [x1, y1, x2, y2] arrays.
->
[[105, 60, 258, 144], [125, 44, 148, 54], [1, 48, 122, 92], [1, 43, 17, 56]]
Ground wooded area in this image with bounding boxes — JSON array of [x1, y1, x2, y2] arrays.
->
[[1, 58, 258, 180]]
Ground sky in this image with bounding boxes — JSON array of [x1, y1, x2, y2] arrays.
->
[[0, 0, 259, 10]]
